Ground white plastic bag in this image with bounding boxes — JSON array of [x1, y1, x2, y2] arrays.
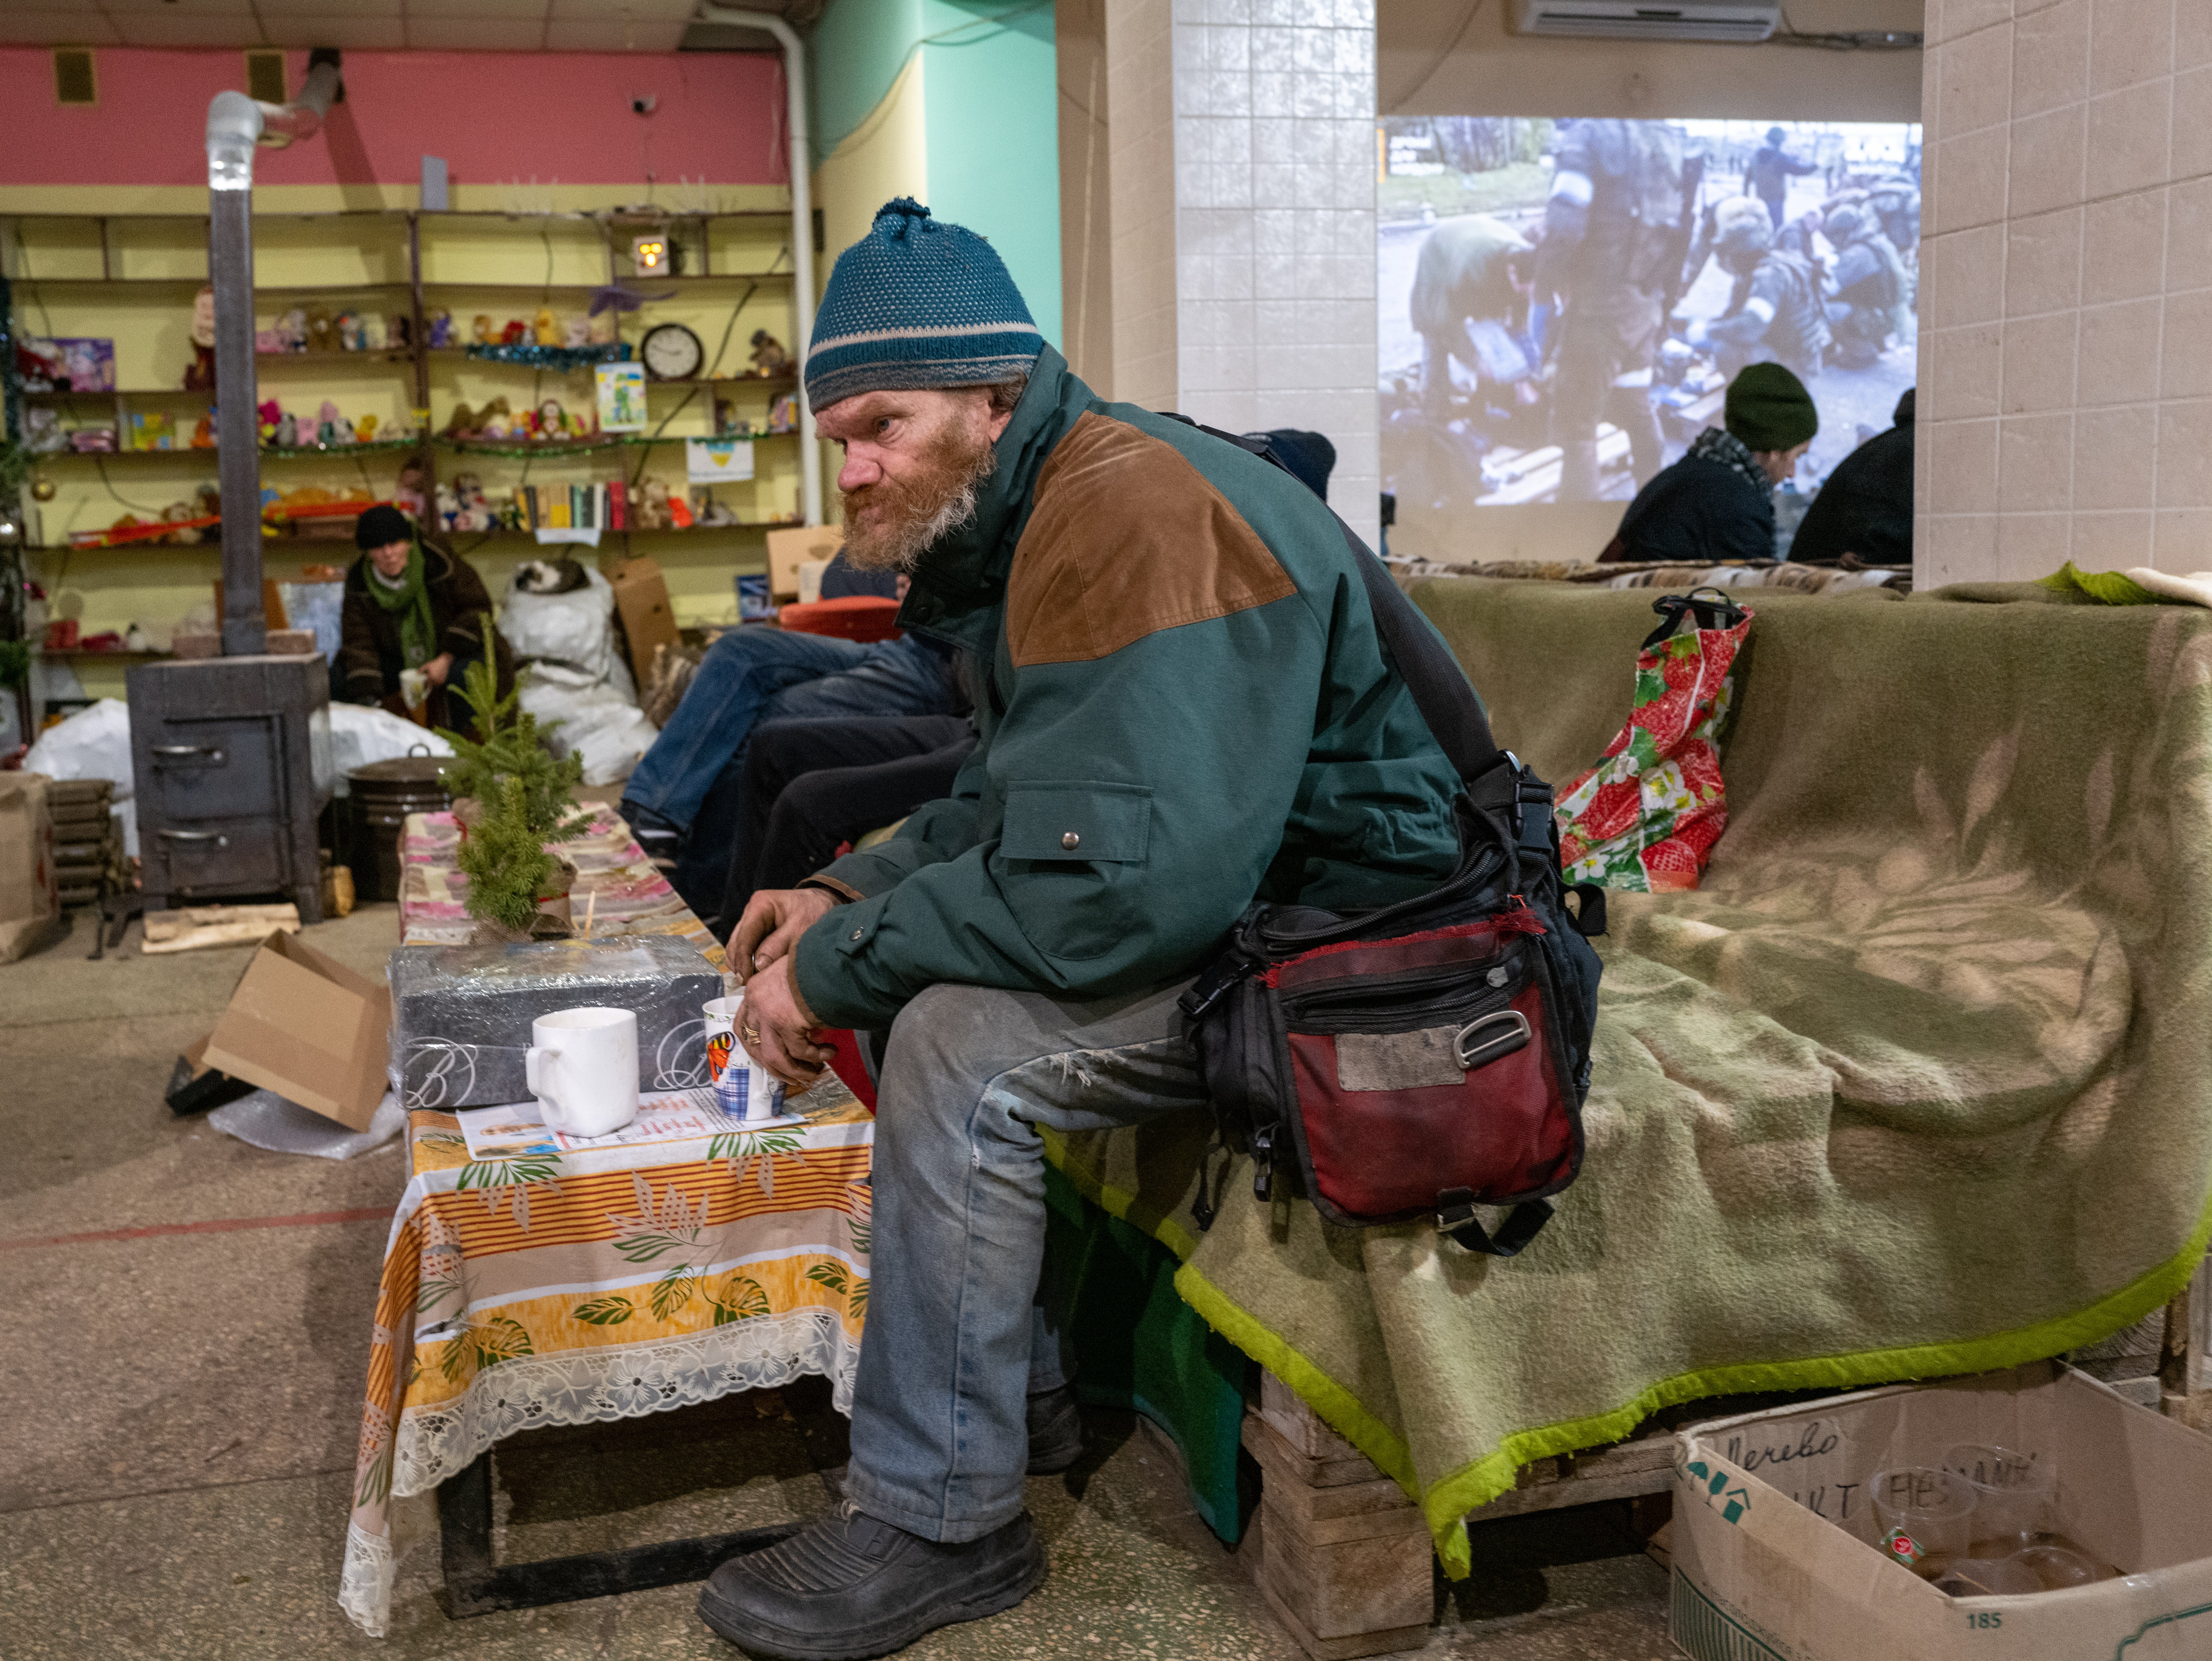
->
[[327, 704, 453, 795], [22, 698, 138, 856], [208, 1089, 407, 1160], [499, 567, 657, 786]]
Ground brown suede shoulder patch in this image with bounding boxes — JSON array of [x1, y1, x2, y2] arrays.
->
[[1006, 411, 1297, 668]]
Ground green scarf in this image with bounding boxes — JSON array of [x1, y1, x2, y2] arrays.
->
[[364, 541, 438, 670]]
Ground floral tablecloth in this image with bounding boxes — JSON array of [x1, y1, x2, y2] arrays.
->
[[339, 1077, 874, 1636], [397, 808, 720, 958]]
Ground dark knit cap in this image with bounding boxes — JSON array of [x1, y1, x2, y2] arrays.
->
[[805, 199, 1041, 411], [1724, 362, 1819, 452], [355, 503, 414, 551]]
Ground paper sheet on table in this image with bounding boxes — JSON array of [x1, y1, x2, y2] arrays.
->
[[456, 1089, 800, 1158]]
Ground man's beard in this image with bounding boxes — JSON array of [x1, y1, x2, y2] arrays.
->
[[839, 412, 997, 572]]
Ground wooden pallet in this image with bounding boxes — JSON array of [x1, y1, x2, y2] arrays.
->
[[1240, 1278, 2212, 1661]]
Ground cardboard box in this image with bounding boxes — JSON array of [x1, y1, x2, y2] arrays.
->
[[199, 931, 392, 1130], [605, 556, 680, 687], [1670, 1361, 2212, 1661], [0, 773, 63, 963], [765, 523, 842, 600]]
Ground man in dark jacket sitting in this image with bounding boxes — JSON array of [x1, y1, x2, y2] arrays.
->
[[1789, 387, 1913, 566], [338, 504, 514, 737], [696, 198, 1464, 1661], [1600, 363, 1818, 564]]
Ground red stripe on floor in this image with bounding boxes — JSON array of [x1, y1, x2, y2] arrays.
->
[[0, 1206, 392, 1252]]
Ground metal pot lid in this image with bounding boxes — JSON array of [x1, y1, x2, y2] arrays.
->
[[347, 751, 454, 786]]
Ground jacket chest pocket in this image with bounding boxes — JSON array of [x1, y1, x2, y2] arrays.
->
[[996, 781, 1152, 962]]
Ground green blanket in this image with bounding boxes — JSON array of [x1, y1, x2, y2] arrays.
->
[[1047, 579, 2212, 1576]]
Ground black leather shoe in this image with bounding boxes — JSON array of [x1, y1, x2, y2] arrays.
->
[[619, 800, 682, 861], [1025, 1384, 1086, 1475], [698, 1504, 1046, 1660]]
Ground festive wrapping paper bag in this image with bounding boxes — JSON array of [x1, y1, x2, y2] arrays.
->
[[1554, 593, 1752, 893]]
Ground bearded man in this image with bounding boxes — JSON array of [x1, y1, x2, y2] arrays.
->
[[697, 199, 1464, 1659]]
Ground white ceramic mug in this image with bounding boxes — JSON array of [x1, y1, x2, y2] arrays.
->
[[524, 1006, 640, 1138], [702, 993, 787, 1122]]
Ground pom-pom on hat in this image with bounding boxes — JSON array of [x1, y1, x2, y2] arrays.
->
[[1724, 362, 1819, 453], [805, 199, 1041, 411]]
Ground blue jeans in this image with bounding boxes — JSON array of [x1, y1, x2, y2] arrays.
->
[[623, 627, 959, 831], [844, 978, 1207, 1542]]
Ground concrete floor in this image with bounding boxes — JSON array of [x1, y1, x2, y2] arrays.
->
[[0, 903, 1678, 1660]]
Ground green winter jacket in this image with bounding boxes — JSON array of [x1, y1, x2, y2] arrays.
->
[[791, 346, 1465, 1030]]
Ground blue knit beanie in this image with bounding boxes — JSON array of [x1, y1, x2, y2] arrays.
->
[[805, 199, 1041, 410]]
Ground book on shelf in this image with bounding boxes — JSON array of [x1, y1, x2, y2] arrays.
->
[[607, 479, 626, 531]]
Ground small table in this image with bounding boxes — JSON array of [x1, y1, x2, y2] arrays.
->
[[342, 808, 874, 1638], [339, 1078, 874, 1637]]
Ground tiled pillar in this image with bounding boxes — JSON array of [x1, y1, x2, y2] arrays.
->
[[1103, 0, 1380, 549], [1916, 0, 2211, 586]]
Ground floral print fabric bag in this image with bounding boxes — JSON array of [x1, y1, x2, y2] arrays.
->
[[1555, 588, 1752, 894]]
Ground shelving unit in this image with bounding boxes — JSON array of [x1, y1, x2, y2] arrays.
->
[[4, 205, 807, 694]]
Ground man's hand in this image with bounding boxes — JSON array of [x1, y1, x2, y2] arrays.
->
[[730, 886, 838, 983], [422, 651, 455, 688], [739, 952, 835, 1089]]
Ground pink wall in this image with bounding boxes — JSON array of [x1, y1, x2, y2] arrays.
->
[[0, 48, 787, 187]]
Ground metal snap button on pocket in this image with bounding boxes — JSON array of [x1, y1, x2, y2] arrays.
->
[[1061, 832, 1081, 850]]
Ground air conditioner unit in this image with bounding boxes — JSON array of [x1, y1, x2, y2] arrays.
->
[[1513, 0, 1780, 42]]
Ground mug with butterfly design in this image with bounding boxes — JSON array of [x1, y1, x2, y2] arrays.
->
[[702, 994, 786, 1122]]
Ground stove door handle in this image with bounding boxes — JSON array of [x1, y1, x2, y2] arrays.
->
[[152, 743, 226, 763], [159, 829, 230, 847]]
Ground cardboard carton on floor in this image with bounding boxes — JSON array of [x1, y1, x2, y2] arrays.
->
[[765, 523, 842, 599], [1669, 1361, 2212, 1661], [605, 556, 680, 687], [0, 773, 62, 963], [197, 931, 391, 1130]]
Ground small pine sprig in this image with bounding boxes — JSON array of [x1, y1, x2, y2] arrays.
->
[[455, 775, 559, 933]]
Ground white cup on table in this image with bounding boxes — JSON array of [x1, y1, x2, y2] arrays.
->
[[524, 1006, 639, 1138]]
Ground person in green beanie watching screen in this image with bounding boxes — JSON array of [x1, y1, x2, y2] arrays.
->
[[337, 502, 514, 738], [695, 198, 1469, 1660], [1599, 361, 1818, 563]]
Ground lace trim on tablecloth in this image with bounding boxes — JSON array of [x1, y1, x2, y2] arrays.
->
[[338, 1519, 398, 1638], [393, 1306, 858, 1499], [337, 1309, 858, 1639]]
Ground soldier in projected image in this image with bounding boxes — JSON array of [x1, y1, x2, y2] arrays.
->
[[1377, 116, 1921, 521]]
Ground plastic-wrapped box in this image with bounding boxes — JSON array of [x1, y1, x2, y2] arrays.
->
[[390, 936, 720, 1109]]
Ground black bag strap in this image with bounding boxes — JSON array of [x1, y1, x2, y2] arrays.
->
[[1640, 585, 1748, 650], [1436, 1190, 1554, 1257]]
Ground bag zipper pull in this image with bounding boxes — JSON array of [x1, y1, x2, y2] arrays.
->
[[1251, 1125, 1275, 1201]]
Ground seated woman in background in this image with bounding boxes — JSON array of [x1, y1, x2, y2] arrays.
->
[[1599, 363, 1817, 566], [338, 504, 514, 739]]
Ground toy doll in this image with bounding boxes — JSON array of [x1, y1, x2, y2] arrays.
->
[[501, 319, 529, 346], [428, 309, 453, 348], [533, 307, 561, 347], [336, 312, 363, 352], [472, 314, 496, 345]]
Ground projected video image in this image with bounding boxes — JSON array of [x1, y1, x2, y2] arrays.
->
[[1379, 118, 1921, 517]]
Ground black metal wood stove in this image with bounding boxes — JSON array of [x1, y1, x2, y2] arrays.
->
[[128, 58, 345, 923]]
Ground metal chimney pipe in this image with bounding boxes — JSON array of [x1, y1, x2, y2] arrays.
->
[[694, 6, 822, 526], [207, 54, 343, 656]]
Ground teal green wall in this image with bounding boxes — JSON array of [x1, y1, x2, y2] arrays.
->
[[808, 0, 927, 162], [808, 0, 1062, 349]]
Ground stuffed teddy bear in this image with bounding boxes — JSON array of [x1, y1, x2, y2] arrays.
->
[[634, 478, 673, 530], [748, 329, 790, 377], [472, 314, 496, 346]]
